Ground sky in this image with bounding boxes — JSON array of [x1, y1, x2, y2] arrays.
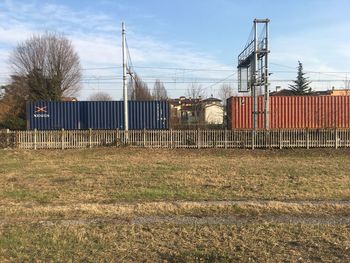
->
[[1, 0, 350, 100]]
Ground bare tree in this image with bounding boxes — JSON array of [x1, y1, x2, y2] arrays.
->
[[130, 73, 153, 100], [127, 74, 134, 100], [185, 83, 206, 124], [218, 84, 234, 106], [88, 91, 113, 101], [186, 83, 206, 99], [10, 32, 81, 101], [152, 79, 168, 100]]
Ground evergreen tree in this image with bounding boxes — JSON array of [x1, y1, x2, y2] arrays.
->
[[289, 61, 312, 95]]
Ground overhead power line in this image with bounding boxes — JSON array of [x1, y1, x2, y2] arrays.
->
[[80, 79, 349, 84], [81, 66, 122, 71]]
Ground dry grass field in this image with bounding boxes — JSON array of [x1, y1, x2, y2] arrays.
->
[[0, 148, 350, 262]]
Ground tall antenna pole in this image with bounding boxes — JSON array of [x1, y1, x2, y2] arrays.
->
[[253, 19, 258, 131], [122, 22, 129, 135], [238, 19, 270, 137], [264, 20, 270, 130]]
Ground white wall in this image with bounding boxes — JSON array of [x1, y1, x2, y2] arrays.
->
[[204, 104, 223, 124]]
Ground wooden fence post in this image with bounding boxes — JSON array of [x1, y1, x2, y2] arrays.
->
[[61, 129, 65, 150], [15, 131, 19, 149], [224, 129, 228, 149], [34, 129, 37, 150], [265, 130, 270, 148], [170, 129, 173, 149], [279, 129, 282, 150], [115, 129, 119, 147], [143, 129, 146, 147], [335, 128, 338, 149], [6, 129, 10, 148], [197, 129, 201, 149], [252, 130, 255, 150], [89, 128, 92, 148], [306, 129, 310, 149]]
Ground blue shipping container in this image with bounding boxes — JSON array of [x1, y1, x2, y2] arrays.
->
[[27, 101, 80, 130], [79, 101, 124, 130], [129, 101, 168, 130], [27, 101, 169, 130]]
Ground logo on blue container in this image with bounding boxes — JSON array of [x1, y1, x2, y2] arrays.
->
[[34, 106, 50, 118]]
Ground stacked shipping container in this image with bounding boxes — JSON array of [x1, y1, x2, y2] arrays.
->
[[227, 95, 350, 129], [27, 101, 169, 130]]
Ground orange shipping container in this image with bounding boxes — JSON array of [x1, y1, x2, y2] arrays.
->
[[227, 96, 350, 129]]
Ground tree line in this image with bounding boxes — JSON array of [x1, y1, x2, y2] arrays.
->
[[88, 77, 168, 101]]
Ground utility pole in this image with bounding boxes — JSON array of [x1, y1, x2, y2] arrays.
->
[[238, 19, 270, 131], [122, 22, 129, 138], [263, 20, 269, 130], [253, 19, 258, 131]]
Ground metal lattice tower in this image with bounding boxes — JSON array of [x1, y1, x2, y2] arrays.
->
[[237, 19, 270, 130]]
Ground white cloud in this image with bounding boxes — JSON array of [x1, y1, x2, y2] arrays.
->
[[0, 26, 34, 44], [0, 0, 233, 99], [268, 22, 350, 91]]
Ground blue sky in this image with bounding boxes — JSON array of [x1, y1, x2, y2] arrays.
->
[[1, 0, 350, 99]]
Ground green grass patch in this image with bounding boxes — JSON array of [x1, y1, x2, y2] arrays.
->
[[0, 148, 349, 204], [0, 223, 349, 262], [1, 189, 58, 204]]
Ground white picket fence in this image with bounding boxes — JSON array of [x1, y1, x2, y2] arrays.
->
[[1, 128, 350, 150]]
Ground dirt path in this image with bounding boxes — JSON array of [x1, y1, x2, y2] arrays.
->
[[3, 199, 347, 207], [1, 214, 349, 226], [1, 199, 350, 226], [132, 214, 350, 225], [136, 200, 350, 206]]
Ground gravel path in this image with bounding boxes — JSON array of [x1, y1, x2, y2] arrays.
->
[[148, 200, 350, 206], [1, 199, 350, 207], [131, 214, 350, 225], [1, 200, 349, 226], [1, 214, 349, 227]]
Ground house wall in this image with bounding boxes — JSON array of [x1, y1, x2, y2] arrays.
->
[[331, 90, 350, 96], [204, 105, 224, 124]]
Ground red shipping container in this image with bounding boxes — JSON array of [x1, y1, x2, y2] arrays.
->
[[227, 96, 350, 129]]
